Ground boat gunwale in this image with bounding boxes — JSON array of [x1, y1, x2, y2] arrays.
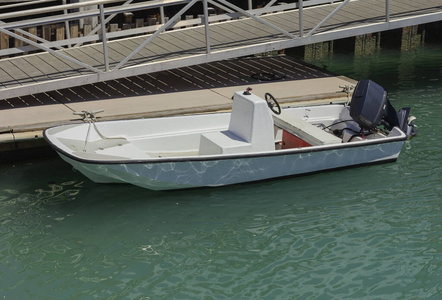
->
[[43, 128, 408, 165]]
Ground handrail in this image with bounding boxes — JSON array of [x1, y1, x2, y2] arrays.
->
[[0, 0, 191, 30], [0, 0, 341, 25], [0, 0, 57, 11], [0, 0, 299, 58], [0, 0, 124, 20], [0, 0, 401, 74]]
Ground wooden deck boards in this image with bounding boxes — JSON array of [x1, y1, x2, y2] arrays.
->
[[110, 40, 147, 61], [0, 0, 440, 100], [1, 60, 35, 83], [0, 66, 19, 88], [60, 48, 103, 68], [22, 56, 65, 81]]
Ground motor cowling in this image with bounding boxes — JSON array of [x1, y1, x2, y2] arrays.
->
[[350, 79, 417, 137]]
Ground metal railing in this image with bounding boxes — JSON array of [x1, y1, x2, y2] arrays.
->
[[0, 0, 405, 74]]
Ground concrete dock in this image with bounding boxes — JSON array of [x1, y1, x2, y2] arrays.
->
[[0, 55, 356, 161]]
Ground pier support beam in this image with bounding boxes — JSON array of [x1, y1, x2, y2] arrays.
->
[[355, 33, 381, 56], [304, 41, 333, 62], [0, 31, 9, 53], [401, 25, 424, 51]]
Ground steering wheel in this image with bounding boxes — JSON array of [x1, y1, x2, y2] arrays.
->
[[264, 93, 281, 115]]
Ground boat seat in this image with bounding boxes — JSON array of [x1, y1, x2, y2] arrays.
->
[[199, 91, 275, 155], [199, 130, 251, 155], [273, 112, 341, 146]]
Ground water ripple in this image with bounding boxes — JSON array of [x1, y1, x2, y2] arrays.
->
[[1, 46, 442, 299]]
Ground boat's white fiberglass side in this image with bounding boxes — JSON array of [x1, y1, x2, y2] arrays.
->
[[44, 81, 416, 190]]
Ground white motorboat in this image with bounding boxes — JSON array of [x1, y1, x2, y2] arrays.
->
[[44, 80, 417, 190]]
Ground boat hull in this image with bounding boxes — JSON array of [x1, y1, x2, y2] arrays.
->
[[58, 139, 405, 190]]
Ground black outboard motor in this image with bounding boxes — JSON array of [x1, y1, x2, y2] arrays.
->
[[350, 80, 417, 138]]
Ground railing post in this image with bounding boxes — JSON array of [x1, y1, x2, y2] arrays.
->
[[386, 0, 390, 22], [160, 7, 165, 24], [99, 4, 109, 72], [299, 0, 303, 37], [62, 0, 71, 43], [203, 0, 211, 54], [248, 0, 252, 10], [75, 0, 134, 48]]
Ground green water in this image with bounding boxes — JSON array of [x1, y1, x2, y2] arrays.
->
[[1, 44, 441, 299]]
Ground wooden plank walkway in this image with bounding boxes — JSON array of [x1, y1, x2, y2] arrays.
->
[[0, 0, 441, 100]]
